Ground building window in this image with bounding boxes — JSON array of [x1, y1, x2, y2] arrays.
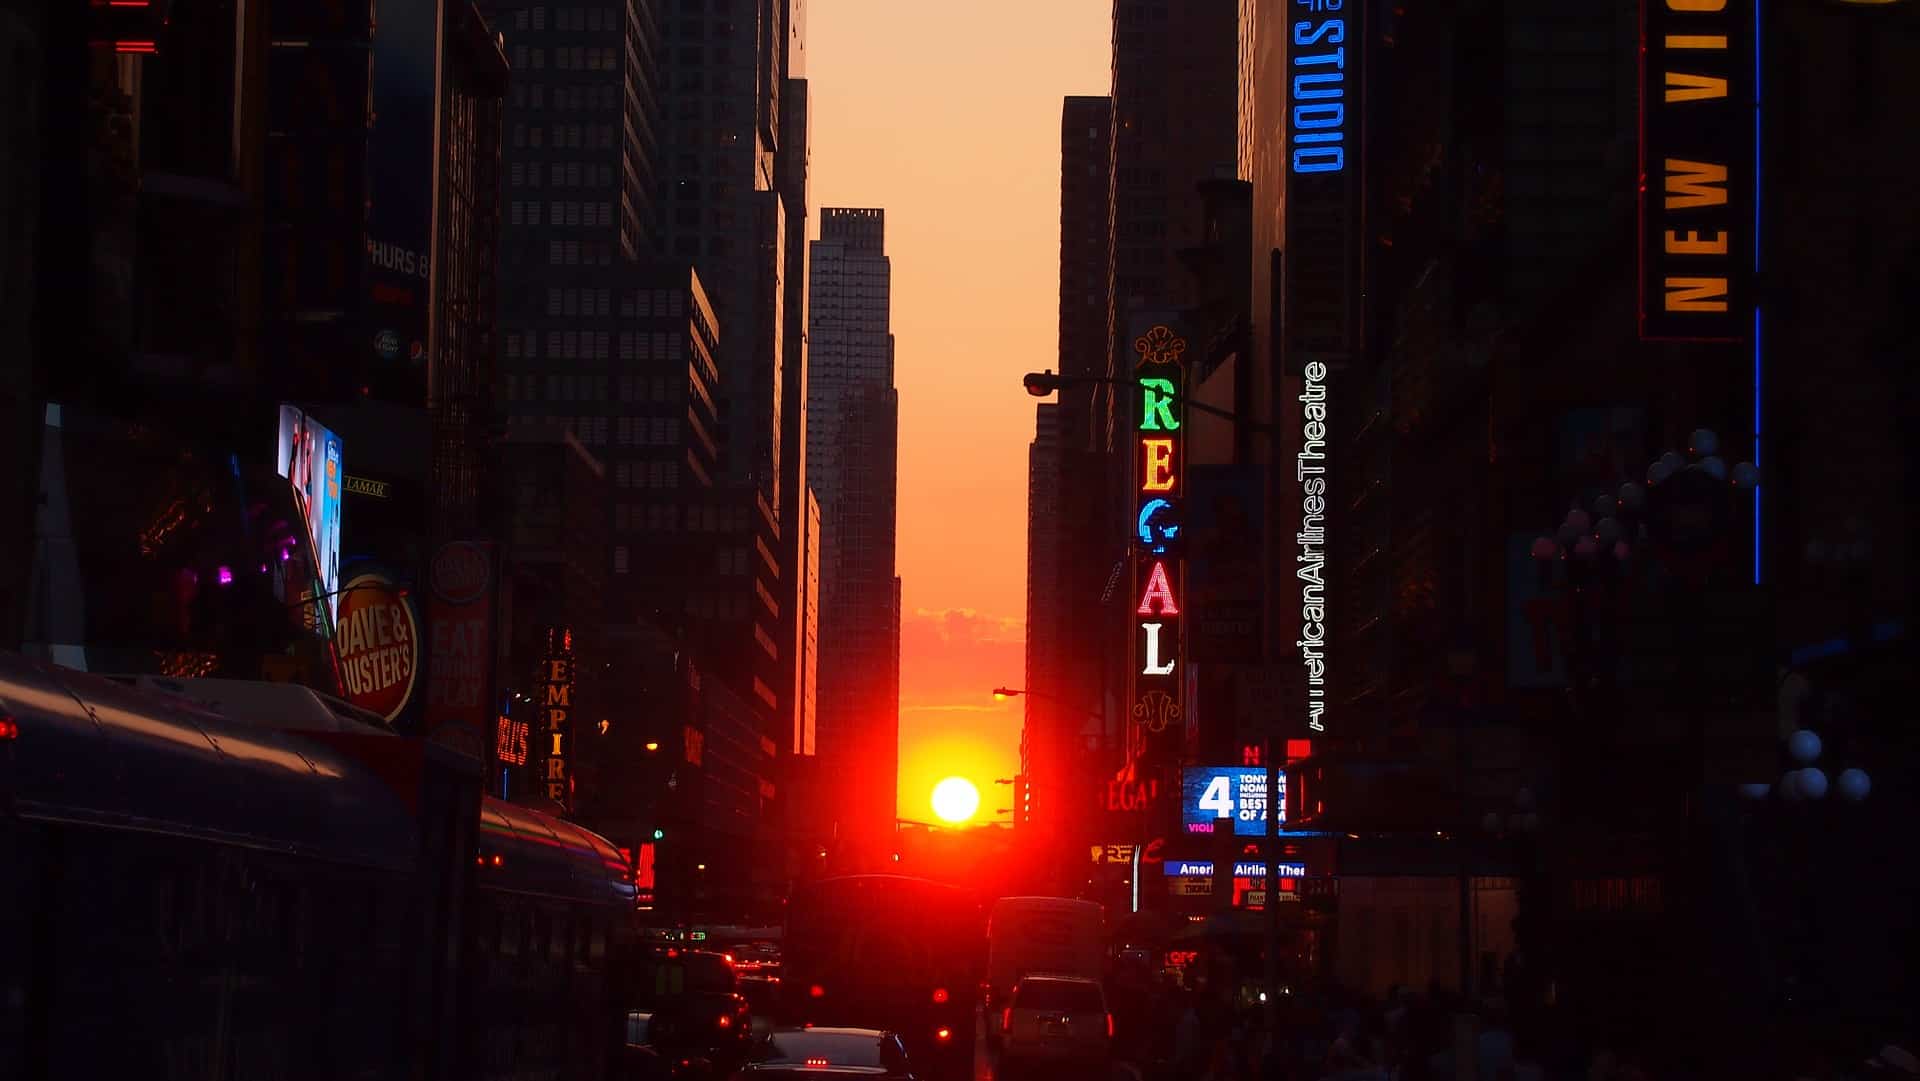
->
[[547, 288, 562, 315], [613, 547, 628, 575], [532, 6, 547, 29]]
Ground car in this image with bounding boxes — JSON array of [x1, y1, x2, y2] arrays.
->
[[731, 1027, 918, 1081], [629, 948, 756, 1065], [997, 974, 1112, 1073]]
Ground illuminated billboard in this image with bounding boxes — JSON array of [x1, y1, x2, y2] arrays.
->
[[1127, 322, 1190, 764], [1282, 0, 1361, 375], [333, 570, 419, 721], [1181, 765, 1287, 837], [1638, 0, 1754, 340], [275, 406, 344, 626]]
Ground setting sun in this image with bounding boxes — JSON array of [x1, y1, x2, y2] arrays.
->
[[930, 777, 981, 824]]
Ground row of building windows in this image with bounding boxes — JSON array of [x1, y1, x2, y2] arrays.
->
[[508, 45, 622, 72], [510, 201, 615, 228], [615, 461, 680, 490], [507, 318, 690, 359], [509, 162, 615, 189], [548, 287, 612, 318], [513, 7, 626, 33], [543, 239, 615, 266], [507, 329, 608, 360], [509, 83, 620, 112], [511, 123, 616, 151], [502, 414, 687, 450], [687, 591, 750, 621]]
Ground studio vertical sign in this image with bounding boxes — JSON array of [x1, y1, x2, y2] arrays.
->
[[1639, 0, 1753, 341], [540, 627, 576, 810], [1129, 322, 1189, 764], [1282, 0, 1362, 375]]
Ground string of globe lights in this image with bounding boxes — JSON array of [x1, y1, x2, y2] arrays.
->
[[1529, 427, 1760, 573]]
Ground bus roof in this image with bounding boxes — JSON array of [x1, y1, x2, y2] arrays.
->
[[0, 652, 418, 872]]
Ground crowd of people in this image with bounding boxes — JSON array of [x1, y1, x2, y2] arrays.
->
[[1109, 975, 1914, 1081]]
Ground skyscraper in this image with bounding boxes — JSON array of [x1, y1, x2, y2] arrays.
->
[[657, 0, 801, 748], [806, 208, 893, 577], [806, 208, 899, 856], [1023, 403, 1065, 845]]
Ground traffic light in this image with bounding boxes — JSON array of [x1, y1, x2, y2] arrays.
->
[[653, 828, 665, 841]]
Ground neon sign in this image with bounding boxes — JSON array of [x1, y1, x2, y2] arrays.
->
[[1638, 0, 1752, 340], [1287, 0, 1349, 175], [1296, 360, 1328, 733], [540, 627, 576, 808], [1128, 324, 1189, 761], [495, 714, 531, 766]]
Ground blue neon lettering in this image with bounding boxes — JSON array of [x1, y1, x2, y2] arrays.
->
[[1288, 19, 1348, 175]]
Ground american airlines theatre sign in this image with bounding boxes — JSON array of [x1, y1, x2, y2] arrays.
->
[[1129, 323, 1189, 762]]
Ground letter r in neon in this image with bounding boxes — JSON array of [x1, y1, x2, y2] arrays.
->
[[1140, 378, 1179, 431]]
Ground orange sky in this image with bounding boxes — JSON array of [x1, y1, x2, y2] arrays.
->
[[806, 1, 1113, 820]]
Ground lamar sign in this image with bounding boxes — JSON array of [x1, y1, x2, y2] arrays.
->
[[334, 572, 418, 722]]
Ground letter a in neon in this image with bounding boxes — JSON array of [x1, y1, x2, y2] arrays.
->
[[1136, 561, 1180, 615]]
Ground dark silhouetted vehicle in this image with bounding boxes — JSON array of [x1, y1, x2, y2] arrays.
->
[[782, 876, 983, 1081], [733, 1027, 918, 1081], [627, 947, 756, 1069], [0, 652, 640, 1081]]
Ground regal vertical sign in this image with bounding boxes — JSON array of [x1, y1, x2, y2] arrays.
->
[[1129, 323, 1189, 764], [1639, 0, 1753, 341], [1282, 0, 1362, 375]]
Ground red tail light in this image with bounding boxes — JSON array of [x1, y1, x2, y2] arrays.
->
[[718, 1015, 732, 1028], [0, 716, 17, 740], [931, 987, 949, 1004], [1001, 1007, 1013, 1034], [1106, 1013, 1115, 1038], [936, 1027, 953, 1042], [805, 1058, 829, 1068], [809, 984, 825, 999]]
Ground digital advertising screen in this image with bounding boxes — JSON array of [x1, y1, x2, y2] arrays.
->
[[1181, 765, 1286, 837], [276, 405, 344, 624]]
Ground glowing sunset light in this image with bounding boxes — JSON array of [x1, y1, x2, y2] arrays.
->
[[808, 1, 1113, 816], [930, 777, 981, 824]]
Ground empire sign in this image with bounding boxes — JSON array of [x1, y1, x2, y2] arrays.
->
[[540, 628, 577, 808]]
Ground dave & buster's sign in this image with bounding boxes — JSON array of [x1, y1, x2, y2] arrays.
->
[[334, 571, 419, 722], [1638, 0, 1753, 341]]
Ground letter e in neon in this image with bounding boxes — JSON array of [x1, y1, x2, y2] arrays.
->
[[1142, 439, 1176, 492]]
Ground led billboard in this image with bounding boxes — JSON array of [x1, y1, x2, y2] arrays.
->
[[1181, 765, 1287, 837], [275, 406, 344, 625]]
